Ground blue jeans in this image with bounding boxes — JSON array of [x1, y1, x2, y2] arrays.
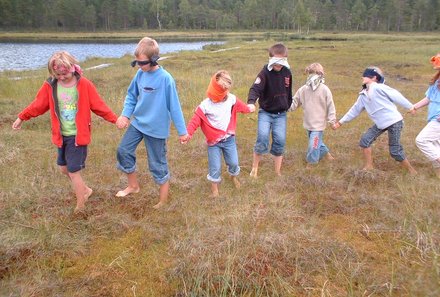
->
[[306, 130, 330, 164], [253, 109, 287, 156], [359, 120, 405, 162], [116, 125, 170, 185], [207, 136, 240, 183]]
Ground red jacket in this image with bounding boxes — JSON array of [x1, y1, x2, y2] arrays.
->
[[187, 97, 252, 146], [18, 75, 117, 147]]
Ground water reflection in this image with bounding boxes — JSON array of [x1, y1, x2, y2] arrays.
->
[[0, 41, 221, 71]]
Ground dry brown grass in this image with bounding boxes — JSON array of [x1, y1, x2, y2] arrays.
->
[[1, 33, 439, 296]]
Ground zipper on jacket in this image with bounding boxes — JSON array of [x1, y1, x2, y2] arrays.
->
[[49, 78, 63, 147]]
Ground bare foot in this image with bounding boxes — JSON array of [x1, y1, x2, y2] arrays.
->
[[74, 188, 92, 213], [153, 201, 166, 209], [210, 191, 220, 198], [211, 188, 220, 197], [362, 165, 374, 171], [325, 152, 335, 161], [408, 168, 418, 176], [84, 187, 93, 202], [72, 208, 87, 218], [115, 186, 140, 197], [73, 207, 83, 214], [231, 176, 241, 189], [400, 159, 417, 175], [249, 168, 258, 178]]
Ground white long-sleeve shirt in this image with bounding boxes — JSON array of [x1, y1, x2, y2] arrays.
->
[[339, 82, 413, 129]]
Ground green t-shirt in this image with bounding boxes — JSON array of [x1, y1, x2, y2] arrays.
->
[[57, 84, 78, 136]]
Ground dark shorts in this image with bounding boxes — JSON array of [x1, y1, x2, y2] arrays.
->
[[57, 136, 88, 173]]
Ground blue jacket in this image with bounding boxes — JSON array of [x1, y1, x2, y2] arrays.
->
[[121, 66, 187, 138]]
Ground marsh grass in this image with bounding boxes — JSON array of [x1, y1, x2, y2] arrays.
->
[[1, 33, 439, 296]]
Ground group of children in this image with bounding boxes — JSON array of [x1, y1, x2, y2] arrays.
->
[[12, 36, 440, 213]]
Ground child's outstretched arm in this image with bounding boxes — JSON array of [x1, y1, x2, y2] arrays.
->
[[185, 109, 203, 143], [337, 98, 365, 127], [235, 98, 255, 113], [289, 90, 301, 111], [15, 83, 52, 124], [12, 118, 23, 130], [409, 97, 430, 114], [377, 86, 414, 110], [332, 120, 341, 130]]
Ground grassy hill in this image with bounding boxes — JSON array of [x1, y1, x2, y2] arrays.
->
[[0, 33, 439, 296]]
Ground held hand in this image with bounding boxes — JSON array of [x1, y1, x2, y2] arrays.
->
[[179, 134, 190, 144], [408, 106, 417, 115], [332, 121, 341, 130], [12, 118, 23, 130], [247, 104, 256, 113], [116, 116, 130, 129]]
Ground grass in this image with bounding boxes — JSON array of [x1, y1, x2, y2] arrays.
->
[[1, 32, 440, 296]]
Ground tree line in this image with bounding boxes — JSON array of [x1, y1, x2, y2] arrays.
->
[[1, 0, 439, 32]]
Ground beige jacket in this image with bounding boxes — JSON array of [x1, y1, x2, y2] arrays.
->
[[291, 83, 336, 131]]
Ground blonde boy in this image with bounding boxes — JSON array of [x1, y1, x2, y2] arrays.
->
[[115, 37, 188, 208]]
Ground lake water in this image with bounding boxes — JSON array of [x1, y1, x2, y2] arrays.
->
[[0, 41, 221, 72]]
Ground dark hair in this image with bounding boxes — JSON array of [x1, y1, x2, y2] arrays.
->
[[269, 43, 288, 57]]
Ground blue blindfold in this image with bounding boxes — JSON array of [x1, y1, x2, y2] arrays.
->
[[363, 68, 384, 83]]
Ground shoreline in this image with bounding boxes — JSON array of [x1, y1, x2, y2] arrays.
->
[[0, 31, 279, 43]]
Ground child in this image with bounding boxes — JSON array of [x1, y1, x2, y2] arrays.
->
[[411, 53, 440, 177], [333, 66, 417, 174], [185, 70, 255, 197], [115, 37, 188, 209], [12, 51, 118, 213], [247, 43, 293, 178], [290, 63, 336, 166]]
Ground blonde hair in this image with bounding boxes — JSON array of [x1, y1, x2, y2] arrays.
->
[[47, 51, 78, 76], [134, 37, 159, 58], [305, 63, 325, 76], [268, 43, 288, 57], [214, 70, 232, 90]]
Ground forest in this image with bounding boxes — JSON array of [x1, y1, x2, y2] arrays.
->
[[0, 0, 439, 32]]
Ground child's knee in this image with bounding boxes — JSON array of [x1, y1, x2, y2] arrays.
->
[[359, 137, 372, 148], [117, 145, 131, 158], [227, 165, 240, 176], [415, 135, 425, 149]]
